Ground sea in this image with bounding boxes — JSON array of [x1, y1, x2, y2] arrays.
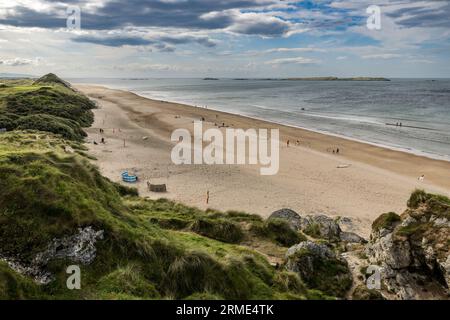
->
[[69, 78, 450, 161]]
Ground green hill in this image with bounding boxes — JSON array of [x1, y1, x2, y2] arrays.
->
[[0, 131, 323, 300], [0, 74, 95, 140]]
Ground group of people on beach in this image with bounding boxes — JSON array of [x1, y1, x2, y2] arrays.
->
[[325, 147, 341, 154], [286, 140, 302, 148]]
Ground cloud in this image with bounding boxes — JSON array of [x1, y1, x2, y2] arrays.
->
[[265, 56, 320, 65], [72, 35, 154, 47], [208, 10, 295, 37], [386, 1, 450, 28], [265, 47, 327, 53], [0, 0, 291, 37], [71, 33, 217, 49], [362, 53, 403, 59], [0, 57, 41, 66]]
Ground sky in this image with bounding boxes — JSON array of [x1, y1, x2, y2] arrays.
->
[[0, 0, 449, 78]]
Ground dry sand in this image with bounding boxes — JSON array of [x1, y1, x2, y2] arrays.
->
[[76, 84, 450, 236]]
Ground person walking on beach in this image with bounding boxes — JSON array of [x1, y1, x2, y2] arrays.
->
[[206, 190, 210, 204], [287, 140, 290, 148], [336, 148, 340, 154]]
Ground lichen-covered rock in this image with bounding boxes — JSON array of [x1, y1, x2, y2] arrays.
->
[[301, 215, 341, 241], [340, 231, 367, 244], [34, 226, 104, 266], [0, 227, 103, 284], [285, 241, 353, 298], [366, 191, 450, 300], [268, 209, 302, 231]]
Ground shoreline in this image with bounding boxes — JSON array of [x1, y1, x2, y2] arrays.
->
[[77, 81, 450, 163], [129, 90, 450, 163], [76, 84, 450, 236]]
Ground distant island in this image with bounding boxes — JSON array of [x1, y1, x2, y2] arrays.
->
[[230, 77, 390, 81], [203, 78, 219, 80], [283, 77, 390, 81]]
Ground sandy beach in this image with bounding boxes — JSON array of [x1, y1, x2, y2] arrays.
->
[[76, 84, 450, 236]]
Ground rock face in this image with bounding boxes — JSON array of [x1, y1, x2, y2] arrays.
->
[[285, 241, 353, 298], [269, 209, 366, 243], [0, 227, 103, 284], [366, 192, 450, 300]]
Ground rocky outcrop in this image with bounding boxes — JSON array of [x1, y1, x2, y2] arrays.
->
[[269, 209, 366, 243], [285, 241, 353, 298], [0, 227, 103, 284], [366, 191, 450, 300]]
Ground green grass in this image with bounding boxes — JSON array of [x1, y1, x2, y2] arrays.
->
[[0, 262, 42, 300], [191, 218, 244, 244], [251, 218, 307, 247], [371, 212, 401, 232]]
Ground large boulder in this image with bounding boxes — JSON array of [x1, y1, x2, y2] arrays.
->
[[269, 209, 302, 231], [285, 241, 353, 298]]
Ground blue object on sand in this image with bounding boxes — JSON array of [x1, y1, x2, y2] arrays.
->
[[122, 171, 138, 183]]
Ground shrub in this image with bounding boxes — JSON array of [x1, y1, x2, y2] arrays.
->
[[408, 189, 430, 209], [253, 219, 306, 247], [191, 218, 244, 244], [273, 271, 306, 295], [161, 251, 225, 298], [150, 217, 190, 230], [303, 223, 322, 238], [372, 212, 401, 232], [0, 113, 19, 131], [113, 182, 139, 197], [5, 86, 95, 126], [15, 114, 86, 140]]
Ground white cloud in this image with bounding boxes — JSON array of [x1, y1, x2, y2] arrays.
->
[[362, 53, 403, 59], [265, 56, 320, 65], [0, 57, 42, 66]]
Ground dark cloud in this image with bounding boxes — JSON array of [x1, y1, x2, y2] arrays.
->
[[71, 35, 155, 46], [0, 0, 288, 36], [157, 35, 216, 48], [71, 33, 217, 49]]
